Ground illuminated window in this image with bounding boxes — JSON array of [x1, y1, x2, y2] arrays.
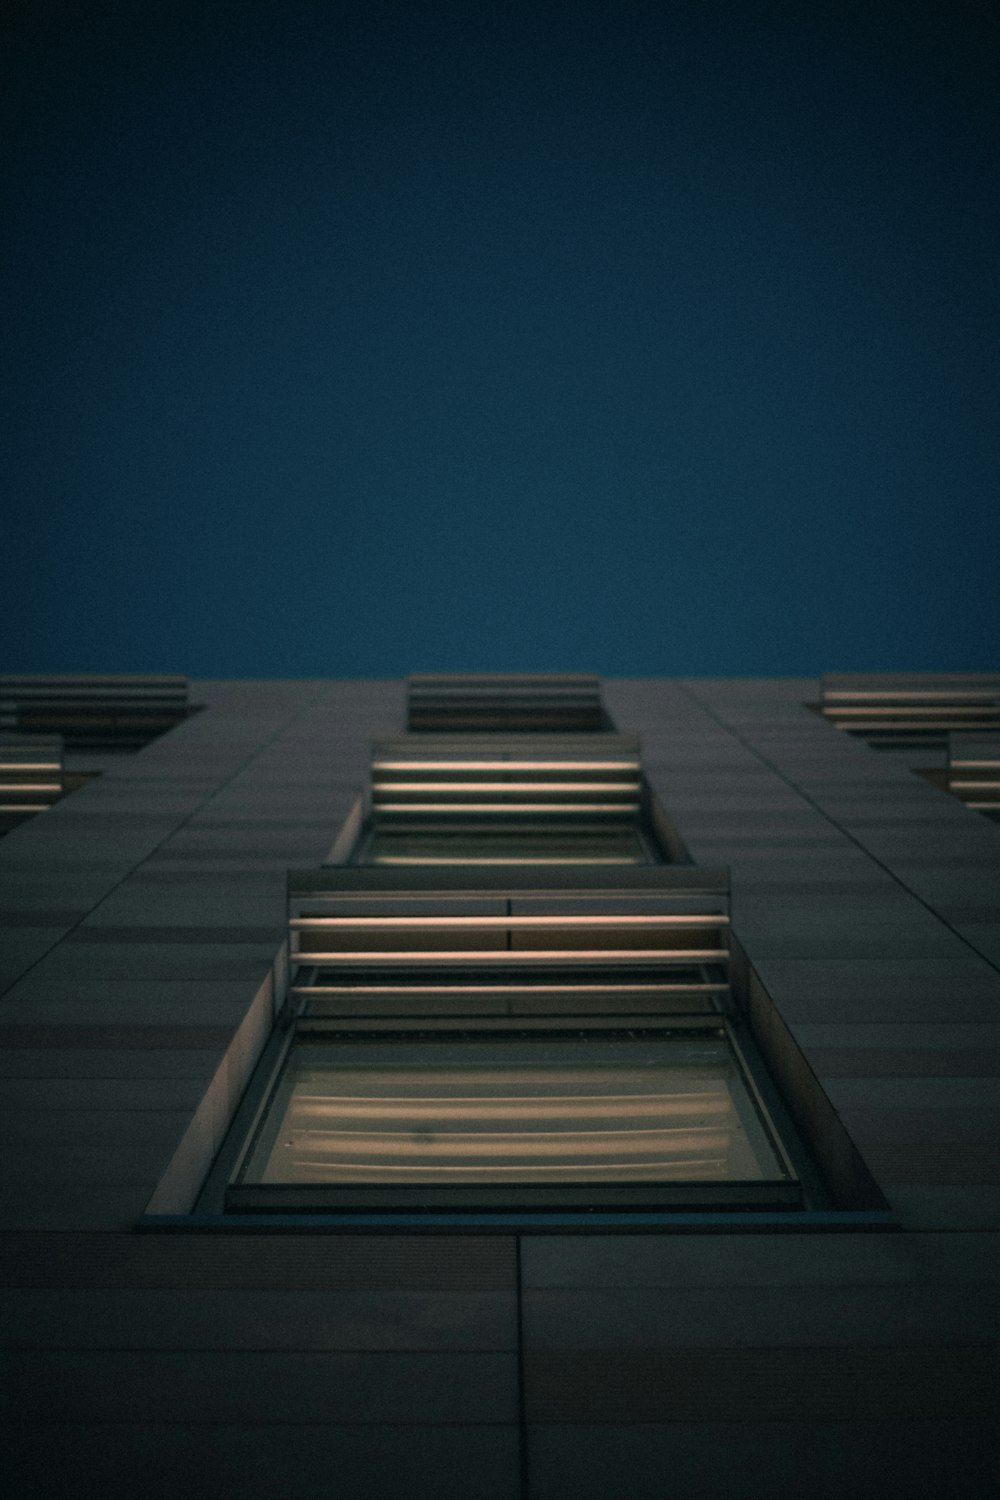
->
[[199, 674, 837, 1225], [407, 673, 610, 732], [0, 733, 64, 832], [0, 673, 196, 749], [352, 732, 671, 866], [817, 672, 1000, 750], [946, 733, 1000, 821], [228, 1028, 797, 1212], [286, 866, 730, 1018], [220, 865, 800, 1215]]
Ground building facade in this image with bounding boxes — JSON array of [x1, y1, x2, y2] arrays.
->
[[2, 674, 998, 1497]]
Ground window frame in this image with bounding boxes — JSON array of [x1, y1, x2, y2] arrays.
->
[[341, 731, 687, 868], [204, 863, 815, 1220], [223, 1014, 803, 1215]]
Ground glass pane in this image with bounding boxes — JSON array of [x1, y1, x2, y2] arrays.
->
[[240, 1034, 788, 1186]]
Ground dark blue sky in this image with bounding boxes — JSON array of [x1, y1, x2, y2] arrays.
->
[[3, 0, 998, 677]]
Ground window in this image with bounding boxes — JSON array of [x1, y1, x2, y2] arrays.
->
[[220, 863, 800, 1214], [286, 865, 730, 1017], [407, 673, 610, 732], [945, 733, 1000, 822], [228, 1027, 797, 1212], [0, 733, 63, 833], [817, 672, 1000, 750], [353, 732, 667, 866], [0, 673, 195, 749]]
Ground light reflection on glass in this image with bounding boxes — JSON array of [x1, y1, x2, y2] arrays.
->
[[242, 1037, 786, 1186]]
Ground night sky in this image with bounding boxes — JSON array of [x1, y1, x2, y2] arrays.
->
[[2, 1, 998, 679]]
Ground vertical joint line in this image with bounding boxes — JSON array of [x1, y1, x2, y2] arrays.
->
[[515, 1234, 529, 1500]]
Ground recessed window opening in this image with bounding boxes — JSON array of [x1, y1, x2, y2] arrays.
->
[[943, 733, 1000, 821], [917, 734, 1000, 823], [182, 674, 879, 1228], [0, 673, 199, 751], [346, 733, 681, 866], [407, 673, 612, 732], [226, 1025, 799, 1213], [209, 864, 814, 1216], [815, 672, 1000, 750], [288, 867, 731, 1018], [0, 733, 64, 833]]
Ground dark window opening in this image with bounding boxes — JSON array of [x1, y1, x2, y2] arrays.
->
[[407, 673, 612, 732]]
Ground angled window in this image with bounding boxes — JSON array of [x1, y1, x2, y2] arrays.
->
[[0, 733, 63, 834], [353, 732, 672, 865], [287, 866, 730, 1019], [223, 865, 800, 1214], [817, 672, 1000, 750], [407, 673, 610, 732], [0, 673, 195, 750], [231, 1030, 793, 1211], [945, 732, 1000, 822], [192, 672, 864, 1229]]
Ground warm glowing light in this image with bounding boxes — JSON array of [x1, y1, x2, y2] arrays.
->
[[295, 948, 728, 963], [295, 980, 725, 994], [292, 1092, 732, 1121], [825, 690, 998, 701], [373, 801, 641, 814], [374, 855, 639, 865], [291, 914, 728, 929], [828, 706, 998, 717], [373, 759, 639, 772], [375, 780, 639, 794], [288, 1127, 731, 1157], [285, 1156, 733, 1178]]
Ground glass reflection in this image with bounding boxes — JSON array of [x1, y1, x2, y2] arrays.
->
[[241, 1035, 786, 1186]]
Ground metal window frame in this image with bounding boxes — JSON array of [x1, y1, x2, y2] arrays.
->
[[209, 863, 810, 1219], [343, 731, 682, 868], [222, 1015, 803, 1215]]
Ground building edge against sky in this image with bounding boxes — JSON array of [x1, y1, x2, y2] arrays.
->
[[1, 672, 999, 1498]]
